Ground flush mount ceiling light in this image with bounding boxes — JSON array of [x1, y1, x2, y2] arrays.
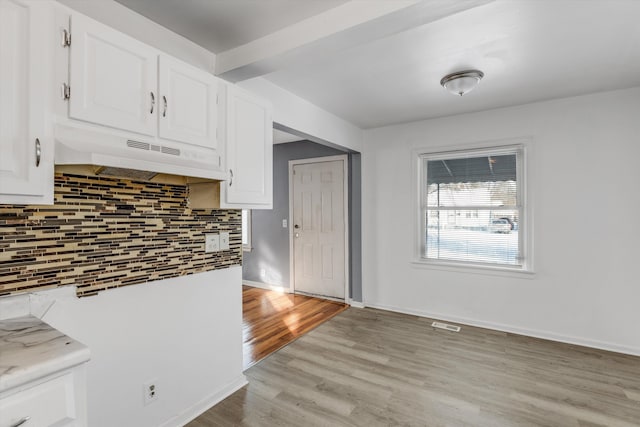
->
[[440, 70, 484, 96]]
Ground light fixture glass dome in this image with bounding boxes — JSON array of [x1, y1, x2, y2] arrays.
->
[[440, 70, 484, 96]]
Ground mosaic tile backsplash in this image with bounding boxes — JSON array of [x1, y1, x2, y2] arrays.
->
[[0, 173, 241, 297]]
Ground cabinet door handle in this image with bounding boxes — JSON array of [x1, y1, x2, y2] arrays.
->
[[11, 416, 31, 427], [150, 92, 155, 114], [35, 139, 41, 167], [162, 95, 168, 117], [229, 169, 233, 187]]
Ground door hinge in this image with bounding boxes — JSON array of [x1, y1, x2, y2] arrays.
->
[[62, 83, 70, 100], [61, 29, 71, 47]]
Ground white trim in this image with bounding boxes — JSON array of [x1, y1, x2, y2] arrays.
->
[[411, 137, 534, 274], [410, 260, 536, 279], [348, 300, 365, 308], [241, 209, 252, 251], [364, 302, 640, 357], [160, 374, 248, 427], [288, 155, 350, 303], [243, 279, 291, 294]]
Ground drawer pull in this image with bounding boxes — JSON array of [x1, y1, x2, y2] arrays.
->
[[11, 416, 31, 427], [150, 92, 155, 114], [35, 139, 41, 167]]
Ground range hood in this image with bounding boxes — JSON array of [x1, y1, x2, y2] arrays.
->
[[54, 124, 228, 181]]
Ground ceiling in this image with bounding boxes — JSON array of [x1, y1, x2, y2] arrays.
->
[[117, 0, 640, 129], [115, 0, 347, 53]]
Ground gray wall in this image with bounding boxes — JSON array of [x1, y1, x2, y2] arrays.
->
[[243, 140, 362, 302]]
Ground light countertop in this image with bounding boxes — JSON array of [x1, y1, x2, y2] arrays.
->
[[0, 315, 90, 393]]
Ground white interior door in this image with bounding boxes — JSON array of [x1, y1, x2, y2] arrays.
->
[[69, 13, 157, 136], [292, 159, 346, 300]]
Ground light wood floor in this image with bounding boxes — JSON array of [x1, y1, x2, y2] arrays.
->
[[242, 285, 348, 369], [190, 307, 640, 427]]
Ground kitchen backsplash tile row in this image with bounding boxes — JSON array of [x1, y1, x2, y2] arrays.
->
[[0, 173, 241, 297]]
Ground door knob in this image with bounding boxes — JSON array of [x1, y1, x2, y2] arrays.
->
[[294, 224, 300, 229]]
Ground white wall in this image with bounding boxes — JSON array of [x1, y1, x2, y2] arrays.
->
[[362, 87, 640, 355], [239, 77, 363, 153], [36, 268, 246, 427]]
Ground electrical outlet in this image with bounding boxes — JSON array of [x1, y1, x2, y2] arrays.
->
[[143, 380, 158, 406], [205, 234, 219, 253], [260, 269, 266, 278], [219, 232, 230, 251], [282, 219, 288, 228]]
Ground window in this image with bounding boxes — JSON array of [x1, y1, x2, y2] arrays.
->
[[417, 145, 527, 270], [241, 209, 252, 251]]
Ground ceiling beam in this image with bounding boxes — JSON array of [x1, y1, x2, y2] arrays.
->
[[216, 0, 494, 82]]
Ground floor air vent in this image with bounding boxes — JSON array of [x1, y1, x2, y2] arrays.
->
[[431, 321, 461, 332]]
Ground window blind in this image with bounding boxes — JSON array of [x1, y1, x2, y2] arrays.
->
[[421, 148, 523, 267]]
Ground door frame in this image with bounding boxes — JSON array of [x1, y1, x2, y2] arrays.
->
[[288, 155, 349, 303]]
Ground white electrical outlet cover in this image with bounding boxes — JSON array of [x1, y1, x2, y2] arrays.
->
[[143, 379, 159, 406], [205, 234, 220, 253], [220, 232, 230, 250]]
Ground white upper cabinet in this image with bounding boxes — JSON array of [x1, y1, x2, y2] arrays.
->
[[158, 56, 217, 148], [221, 83, 273, 209], [0, 0, 53, 204], [68, 13, 158, 136]]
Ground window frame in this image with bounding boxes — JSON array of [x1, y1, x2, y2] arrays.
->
[[412, 139, 534, 276], [241, 209, 252, 252]]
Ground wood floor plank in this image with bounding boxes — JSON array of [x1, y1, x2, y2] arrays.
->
[[190, 307, 640, 426], [242, 285, 349, 369]]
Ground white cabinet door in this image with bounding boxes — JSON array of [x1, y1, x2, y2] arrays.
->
[[0, 0, 53, 204], [68, 13, 157, 136], [158, 56, 217, 149], [221, 84, 273, 209]]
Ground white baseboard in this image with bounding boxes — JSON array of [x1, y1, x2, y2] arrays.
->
[[243, 279, 291, 293], [364, 302, 640, 357], [348, 300, 365, 308], [162, 374, 248, 427]]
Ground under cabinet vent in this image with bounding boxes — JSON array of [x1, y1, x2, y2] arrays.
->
[[127, 140, 150, 150], [431, 321, 461, 332], [126, 140, 180, 156], [161, 146, 180, 156]]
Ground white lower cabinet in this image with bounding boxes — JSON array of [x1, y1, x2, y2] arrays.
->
[[220, 83, 273, 209], [0, 0, 53, 205], [0, 365, 88, 427]]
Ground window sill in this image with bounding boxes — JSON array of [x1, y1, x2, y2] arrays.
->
[[411, 259, 536, 279]]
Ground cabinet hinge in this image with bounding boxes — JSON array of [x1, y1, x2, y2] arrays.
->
[[61, 29, 71, 47], [62, 83, 71, 100]]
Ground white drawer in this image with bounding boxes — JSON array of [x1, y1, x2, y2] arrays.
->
[[0, 372, 77, 427]]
